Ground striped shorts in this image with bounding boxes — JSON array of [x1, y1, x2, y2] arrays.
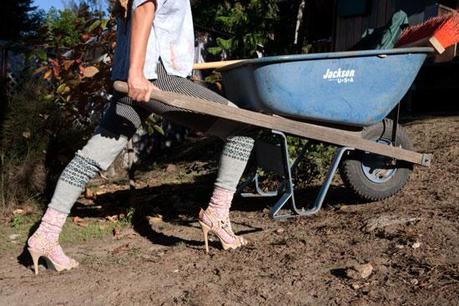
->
[[100, 62, 248, 139]]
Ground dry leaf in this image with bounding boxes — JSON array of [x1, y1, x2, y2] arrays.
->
[[84, 188, 94, 199], [107, 215, 119, 223], [43, 69, 52, 80], [148, 214, 163, 224], [113, 228, 137, 240], [33, 66, 48, 76], [166, 164, 177, 172], [83, 66, 99, 78], [73, 216, 89, 228], [13, 209, 25, 215], [63, 60, 75, 70], [112, 243, 130, 254]]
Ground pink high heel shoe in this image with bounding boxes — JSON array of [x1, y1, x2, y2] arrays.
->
[[27, 234, 79, 274], [27, 208, 79, 274], [198, 208, 247, 253]]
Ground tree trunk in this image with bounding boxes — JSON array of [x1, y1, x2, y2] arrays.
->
[[294, 0, 306, 46]]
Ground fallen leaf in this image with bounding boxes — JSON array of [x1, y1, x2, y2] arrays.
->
[[13, 209, 25, 215], [114, 228, 137, 240], [166, 164, 177, 173], [148, 215, 163, 224], [112, 243, 130, 254], [84, 188, 94, 199], [412, 241, 421, 249], [106, 215, 119, 223], [9, 234, 20, 241], [73, 216, 89, 228]]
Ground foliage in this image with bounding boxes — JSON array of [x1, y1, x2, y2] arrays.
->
[[0, 80, 58, 212], [287, 137, 336, 186], [245, 132, 335, 192], [0, 3, 113, 213], [44, 8, 82, 48], [193, 0, 279, 58], [31, 3, 114, 131]]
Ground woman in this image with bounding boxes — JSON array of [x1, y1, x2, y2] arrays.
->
[[27, 0, 255, 274]]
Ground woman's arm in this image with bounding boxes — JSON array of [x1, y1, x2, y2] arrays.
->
[[128, 0, 158, 102]]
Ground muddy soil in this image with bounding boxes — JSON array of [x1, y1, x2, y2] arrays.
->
[[0, 116, 458, 306]]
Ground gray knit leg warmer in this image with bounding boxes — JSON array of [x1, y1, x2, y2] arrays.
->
[[48, 99, 146, 214], [214, 135, 255, 192], [48, 133, 129, 214]]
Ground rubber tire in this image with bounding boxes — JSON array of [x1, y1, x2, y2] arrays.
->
[[339, 119, 413, 201]]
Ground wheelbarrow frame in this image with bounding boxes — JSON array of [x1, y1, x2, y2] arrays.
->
[[113, 47, 433, 219]]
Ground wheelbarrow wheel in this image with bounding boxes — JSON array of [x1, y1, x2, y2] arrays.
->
[[339, 119, 413, 201]]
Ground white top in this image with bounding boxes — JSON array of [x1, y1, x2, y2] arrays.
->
[[111, 0, 195, 80]]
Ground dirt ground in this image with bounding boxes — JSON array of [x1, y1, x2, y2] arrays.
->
[[0, 116, 458, 306]]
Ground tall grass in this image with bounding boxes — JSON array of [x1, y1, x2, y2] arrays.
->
[[1, 79, 48, 213], [0, 78, 93, 214]]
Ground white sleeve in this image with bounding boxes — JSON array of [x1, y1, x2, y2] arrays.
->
[[132, 0, 165, 11]]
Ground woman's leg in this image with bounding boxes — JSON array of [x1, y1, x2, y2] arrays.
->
[[28, 97, 148, 273], [198, 134, 255, 252], [147, 64, 256, 250]]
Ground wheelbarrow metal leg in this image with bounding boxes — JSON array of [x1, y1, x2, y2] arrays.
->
[[239, 173, 279, 198], [254, 174, 278, 196], [270, 138, 354, 220], [269, 131, 299, 220], [292, 146, 354, 217], [391, 103, 401, 144]]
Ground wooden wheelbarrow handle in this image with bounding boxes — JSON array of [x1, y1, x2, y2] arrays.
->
[[112, 80, 432, 167], [192, 60, 244, 70]]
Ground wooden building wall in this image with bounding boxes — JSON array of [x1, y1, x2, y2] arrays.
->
[[334, 0, 396, 51], [333, 0, 459, 52]]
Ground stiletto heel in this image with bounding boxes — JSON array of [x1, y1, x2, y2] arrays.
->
[[28, 248, 40, 275], [198, 209, 247, 253], [200, 221, 210, 254]]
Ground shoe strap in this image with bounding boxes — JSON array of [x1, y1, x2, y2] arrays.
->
[[201, 209, 237, 239]]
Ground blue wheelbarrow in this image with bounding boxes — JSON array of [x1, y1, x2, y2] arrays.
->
[[114, 47, 433, 220]]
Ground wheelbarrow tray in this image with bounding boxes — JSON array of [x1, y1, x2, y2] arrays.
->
[[219, 48, 432, 127], [114, 81, 431, 167]]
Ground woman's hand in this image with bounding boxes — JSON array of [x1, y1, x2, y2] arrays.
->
[[127, 74, 159, 102]]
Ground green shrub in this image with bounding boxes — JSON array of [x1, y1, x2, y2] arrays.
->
[[287, 137, 336, 188], [0, 78, 93, 214], [243, 132, 336, 192]]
